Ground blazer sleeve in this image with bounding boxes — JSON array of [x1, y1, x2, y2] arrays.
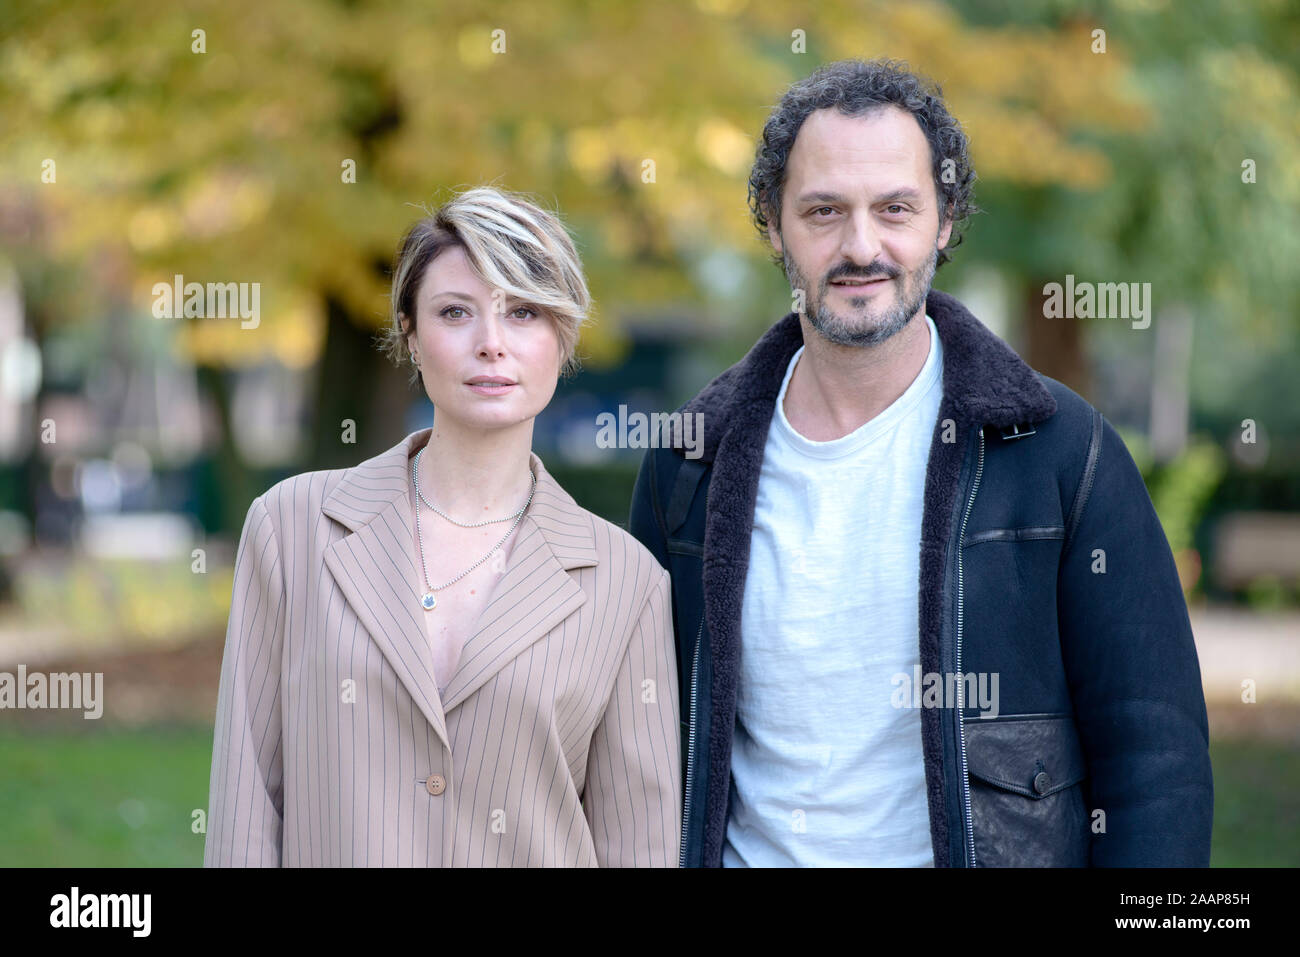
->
[[204, 492, 287, 867], [582, 566, 682, 867], [1056, 416, 1214, 866]]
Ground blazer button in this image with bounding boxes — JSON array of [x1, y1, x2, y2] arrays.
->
[[1032, 770, 1051, 795], [425, 774, 446, 796]]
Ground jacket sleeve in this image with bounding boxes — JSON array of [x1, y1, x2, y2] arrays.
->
[[1056, 415, 1214, 866], [583, 566, 682, 866], [204, 493, 286, 867], [628, 449, 671, 571]]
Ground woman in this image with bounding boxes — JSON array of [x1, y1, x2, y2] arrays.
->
[[204, 186, 680, 867]]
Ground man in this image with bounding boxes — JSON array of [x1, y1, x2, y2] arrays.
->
[[628, 58, 1213, 867]]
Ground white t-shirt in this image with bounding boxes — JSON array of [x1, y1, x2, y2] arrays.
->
[[722, 314, 943, 867]]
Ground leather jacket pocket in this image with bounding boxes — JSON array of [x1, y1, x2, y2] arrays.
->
[[964, 714, 1091, 867]]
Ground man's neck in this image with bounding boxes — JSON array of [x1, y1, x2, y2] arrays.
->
[[782, 312, 932, 442]]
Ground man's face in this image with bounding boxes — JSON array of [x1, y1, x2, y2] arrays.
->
[[769, 105, 953, 346]]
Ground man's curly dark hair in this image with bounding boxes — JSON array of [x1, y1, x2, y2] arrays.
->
[[747, 58, 978, 271]]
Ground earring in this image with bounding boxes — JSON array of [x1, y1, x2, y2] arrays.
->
[[411, 352, 420, 367]]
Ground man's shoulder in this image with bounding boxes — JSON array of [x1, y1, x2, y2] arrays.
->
[[1031, 374, 1149, 498], [1033, 374, 1100, 433], [981, 371, 1100, 477]]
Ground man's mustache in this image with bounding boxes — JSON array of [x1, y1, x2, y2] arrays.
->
[[825, 264, 899, 283]]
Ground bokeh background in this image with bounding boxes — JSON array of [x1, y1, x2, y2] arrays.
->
[[0, 0, 1297, 866]]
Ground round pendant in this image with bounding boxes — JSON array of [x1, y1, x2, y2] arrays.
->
[[421, 592, 437, 610]]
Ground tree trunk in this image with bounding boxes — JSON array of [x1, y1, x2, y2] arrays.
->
[[1024, 278, 1091, 400], [310, 294, 415, 469]]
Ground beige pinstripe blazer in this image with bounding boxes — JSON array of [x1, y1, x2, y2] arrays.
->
[[203, 427, 680, 867]]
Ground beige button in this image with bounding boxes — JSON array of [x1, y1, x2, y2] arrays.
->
[[425, 774, 446, 796]]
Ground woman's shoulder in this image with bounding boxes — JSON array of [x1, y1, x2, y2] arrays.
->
[[587, 510, 666, 580], [532, 461, 668, 597], [246, 464, 353, 532], [253, 431, 420, 529]]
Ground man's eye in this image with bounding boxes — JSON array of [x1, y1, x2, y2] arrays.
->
[[885, 204, 907, 215], [814, 206, 835, 216]]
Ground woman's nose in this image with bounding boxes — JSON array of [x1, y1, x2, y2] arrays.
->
[[476, 311, 508, 358]]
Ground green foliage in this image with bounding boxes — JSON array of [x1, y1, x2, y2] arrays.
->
[[1243, 576, 1296, 611], [953, 0, 1300, 345], [1150, 441, 1228, 556], [1118, 427, 1226, 554]]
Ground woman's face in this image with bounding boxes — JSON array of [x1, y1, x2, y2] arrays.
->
[[405, 245, 562, 434]]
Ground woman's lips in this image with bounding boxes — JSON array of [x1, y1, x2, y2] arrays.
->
[[466, 381, 516, 395]]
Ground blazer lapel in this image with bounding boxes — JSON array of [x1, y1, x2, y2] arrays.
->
[[322, 428, 450, 749], [320, 429, 600, 742], [440, 453, 598, 712]]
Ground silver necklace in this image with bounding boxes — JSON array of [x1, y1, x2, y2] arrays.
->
[[413, 447, 528, 527], [411, 451, 536, 611]]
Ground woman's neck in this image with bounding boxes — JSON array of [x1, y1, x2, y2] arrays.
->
[[413, 420, 537, 523]]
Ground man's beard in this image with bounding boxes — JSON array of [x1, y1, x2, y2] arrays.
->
[[783, 241, 938, 347]]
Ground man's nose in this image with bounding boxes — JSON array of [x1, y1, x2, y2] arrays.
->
[[839, 209, 883, 267]]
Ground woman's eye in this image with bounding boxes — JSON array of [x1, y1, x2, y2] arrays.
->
[[512, 306, 538, 319], [440, 306, 467, 319]]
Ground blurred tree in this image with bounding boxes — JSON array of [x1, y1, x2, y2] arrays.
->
[[950, 0, 1300, 412], [1, 0, 1295, 530]]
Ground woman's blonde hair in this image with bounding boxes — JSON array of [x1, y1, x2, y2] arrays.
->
[[380, 186, 591, 386]]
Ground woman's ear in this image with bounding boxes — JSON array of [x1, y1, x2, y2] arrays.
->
[[400, 311, 414, 353]]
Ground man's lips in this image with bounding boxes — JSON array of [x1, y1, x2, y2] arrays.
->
[[831, 277, 892, 292]]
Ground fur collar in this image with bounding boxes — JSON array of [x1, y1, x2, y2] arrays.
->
[[674, 289, 1056, 463]]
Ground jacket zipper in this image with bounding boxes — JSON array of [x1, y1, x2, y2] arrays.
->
[[955, 427, 985, 867], [679, 617, 703, 868]]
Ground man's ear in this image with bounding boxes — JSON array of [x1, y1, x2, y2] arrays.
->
[[767, 217, 784, 256], [937, 214, 953, 251]]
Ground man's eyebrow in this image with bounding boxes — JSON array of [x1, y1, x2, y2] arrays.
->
[[795, 190, 847, 205], [876, 187, 925, 204], [794, 187, 925, 205]]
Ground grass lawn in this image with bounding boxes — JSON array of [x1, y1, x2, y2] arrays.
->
[[0, 724, 213, 867], [0, 724, 1295, 866], [1207, 736, 1300, 867]]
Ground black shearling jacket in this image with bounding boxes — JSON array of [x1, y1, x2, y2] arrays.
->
[[627, 288, 1213, 867]]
